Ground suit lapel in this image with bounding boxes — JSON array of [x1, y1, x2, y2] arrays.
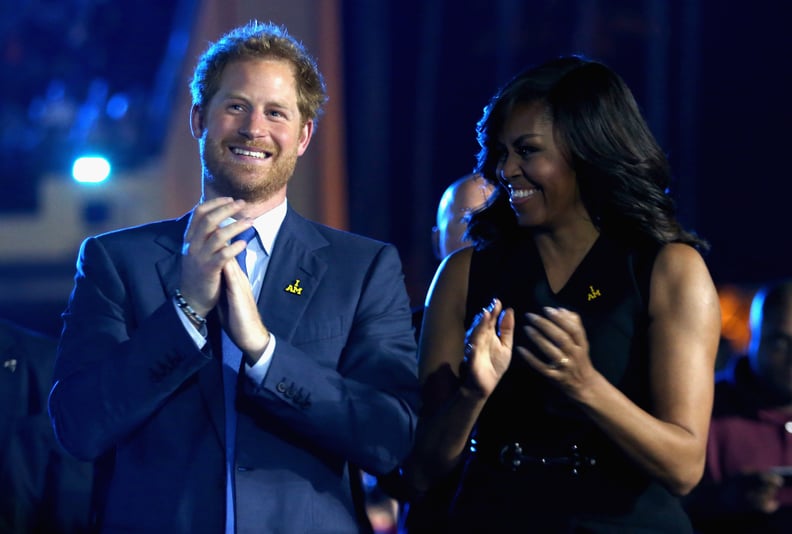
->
[[153, 213, 189, 299], [258, 208, 329, 342], [152, 212, 225, 447]]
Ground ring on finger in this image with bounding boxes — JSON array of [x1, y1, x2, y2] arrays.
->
[[551, 356, 570, 370]]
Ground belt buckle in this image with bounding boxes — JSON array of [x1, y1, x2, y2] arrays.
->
[[497, 442, 597, 475], [498, 442, 524, 471], [567, 444, 597, 475]]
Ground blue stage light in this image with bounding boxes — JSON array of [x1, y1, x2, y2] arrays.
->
[[106, 94, 130, 120], [72, 156, 111, 184]]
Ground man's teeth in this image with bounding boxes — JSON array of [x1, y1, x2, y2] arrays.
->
[[233, 148, 268, 159]]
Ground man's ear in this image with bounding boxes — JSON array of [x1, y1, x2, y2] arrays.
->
[[190, 104, 203, 139], [297, 119, 314, 156], [431, 226, 442, 261]]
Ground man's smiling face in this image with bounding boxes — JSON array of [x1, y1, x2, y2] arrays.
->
[[192, 58, 313, 204]]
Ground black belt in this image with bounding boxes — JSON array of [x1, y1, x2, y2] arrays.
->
[[470, 439, 598, 476]]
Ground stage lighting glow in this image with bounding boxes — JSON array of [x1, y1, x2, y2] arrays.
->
[[72, 156, 111, 183], [106, 94, 129, 119]]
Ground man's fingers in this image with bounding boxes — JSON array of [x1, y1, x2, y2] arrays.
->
[[214, 219, 255, 249], [184, 197, 246, 243]]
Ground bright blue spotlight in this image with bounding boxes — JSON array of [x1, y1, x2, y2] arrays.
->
[[72, 156, 111, 184]]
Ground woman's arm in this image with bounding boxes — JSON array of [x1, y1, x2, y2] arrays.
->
[[403, 248, 514, 494], [520, 243, 720, 495]]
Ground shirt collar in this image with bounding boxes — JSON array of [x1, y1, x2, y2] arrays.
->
[[219, 198, 287, 257], [250, 199, 287, 256]]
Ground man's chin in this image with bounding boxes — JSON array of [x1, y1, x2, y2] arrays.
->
[[206, 177, 287, 204]]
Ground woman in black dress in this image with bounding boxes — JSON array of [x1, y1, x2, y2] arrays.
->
[[404, 56, 721, 532]]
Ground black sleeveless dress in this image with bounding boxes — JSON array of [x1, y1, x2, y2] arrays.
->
[[447, 232, 693, 533]]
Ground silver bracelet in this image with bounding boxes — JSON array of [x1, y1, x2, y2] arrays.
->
[[173, 290, 207, 328]]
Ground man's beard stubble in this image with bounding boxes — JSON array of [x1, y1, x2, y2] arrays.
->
[[200, 137, 298, 203]]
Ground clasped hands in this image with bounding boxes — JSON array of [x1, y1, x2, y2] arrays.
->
[[179, 197, 270, 363], [461, 298, 595, 400]]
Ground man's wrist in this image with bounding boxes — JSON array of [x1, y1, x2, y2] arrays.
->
[[173, 290, 207, 335], [245, 331, 272, 365]]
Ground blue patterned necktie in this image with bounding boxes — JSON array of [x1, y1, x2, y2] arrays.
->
[[224, 227, 257, 534]]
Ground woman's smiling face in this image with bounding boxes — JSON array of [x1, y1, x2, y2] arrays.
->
[[495, 101, 587, 230]]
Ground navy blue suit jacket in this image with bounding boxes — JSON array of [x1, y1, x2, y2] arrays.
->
[[49, 206, 420, 533]]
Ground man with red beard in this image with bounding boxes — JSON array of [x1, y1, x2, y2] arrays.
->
[[49, 21, 419, 533]]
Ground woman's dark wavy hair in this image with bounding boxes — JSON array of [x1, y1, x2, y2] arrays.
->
[[467, 55, 708, 251]]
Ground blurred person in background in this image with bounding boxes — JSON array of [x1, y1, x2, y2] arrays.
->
[[431, 173, 495, 261], [412, 173, 495, 337], [1, 318, 92, 533], [685, 279, 792, 533]]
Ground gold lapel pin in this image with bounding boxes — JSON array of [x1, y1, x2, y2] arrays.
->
[[587, 285, 602, 301], [284, 279, 304, 295]]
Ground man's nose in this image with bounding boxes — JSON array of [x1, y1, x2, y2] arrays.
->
[[239, 113, 267, 139]]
